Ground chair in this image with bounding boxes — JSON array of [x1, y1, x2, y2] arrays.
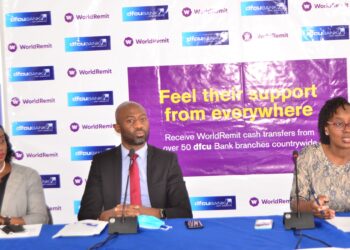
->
[[47, 206, 53, 224]]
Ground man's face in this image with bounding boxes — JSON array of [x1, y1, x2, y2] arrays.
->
[[114, 104, 150, 149]]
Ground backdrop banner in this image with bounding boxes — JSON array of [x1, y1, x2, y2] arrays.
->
[[128, 58, 347, 176]]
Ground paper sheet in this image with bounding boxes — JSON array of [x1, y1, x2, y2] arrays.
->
[[327, 217, 350, 232], [0, 224, 42, 238], [52, 219, 107, 238]]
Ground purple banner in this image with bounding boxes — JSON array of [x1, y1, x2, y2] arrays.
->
[[128, 58, 347, 176]]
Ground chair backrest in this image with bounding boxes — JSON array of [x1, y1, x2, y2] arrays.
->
[[47, 206, 53, 224]]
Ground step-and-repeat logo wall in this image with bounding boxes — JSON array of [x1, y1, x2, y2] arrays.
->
[[1, 0, 350, 223]]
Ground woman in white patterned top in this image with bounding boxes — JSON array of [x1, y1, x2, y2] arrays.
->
[[290, 96, 350, 219]]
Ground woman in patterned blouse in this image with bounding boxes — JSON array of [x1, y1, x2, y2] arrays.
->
[[290, 96, 350, 219]]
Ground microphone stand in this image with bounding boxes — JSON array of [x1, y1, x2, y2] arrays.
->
[[283, 150, 315, 230], [108, 149, 138, 234]]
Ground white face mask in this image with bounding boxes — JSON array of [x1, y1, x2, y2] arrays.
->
[[137, 215, 172, 231]]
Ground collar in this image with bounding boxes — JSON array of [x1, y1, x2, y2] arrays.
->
[[121, 144, 148, 160]]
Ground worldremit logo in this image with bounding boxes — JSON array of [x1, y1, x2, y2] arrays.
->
[[70, 122, 113, 132], [182, 31, 229, 46], [190, 196, 236, 211], [249, 197, 259, 207], [242, 31, 288, 41], [11, 97, 55, 107], [241, 0, 288, 16], [14, 150, 58, 160], [64, 12, 110, 22], [182, 7, 228, 17], [65, 36, 111, 52], [8, 43, 17, 52], [11, 97, 21, 107], [122, 5, 168, 21], [8, 42, 53, 52], [49, 205, 62, 212], [302, 2, 312, 11], [124, 37, 134, 47], [70, 122, 80, 132], [67, 67, 112, 77], [302, 25, 349, 41], [64, 13, 74, 22], [242, 32, 253, 41], [249, 197, 290, 207], [6, 11, 51, 27], [14, 151, 25, 160], [302, 1, 348, 11], [67, 91, 114, 106], [41, 175, 61, 188], [12, 120, 57, 136], [9, 66, 54, 82], [73, 176, 84, 186], [124, 36, 169, 47], [71, 145, 114, 161]]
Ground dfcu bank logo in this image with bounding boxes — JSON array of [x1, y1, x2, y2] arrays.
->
[[190, 196, 236, 211], [41, 175, 60, 188], [182, 30, 229, 47], [122, 5, 168, 21], [71, 145, 114, 161], [302, 25, 349, 41], [68, 91, 113, 106], [241, 0, 288, 16], [65, 36, 111, 52], [182, 31, 229, 46], [9, 66, 54, 82], [6, 11, 51, 27], [12, 121, 57, 136]]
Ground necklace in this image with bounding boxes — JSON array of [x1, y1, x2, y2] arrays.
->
[[0, 162, 6, 174]]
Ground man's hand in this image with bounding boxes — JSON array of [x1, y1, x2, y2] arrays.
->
[[114, 204, 141, 217], [99, 205, 164, 221]]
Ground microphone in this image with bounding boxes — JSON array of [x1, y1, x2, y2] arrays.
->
[[283, 150, 315, 230], [108, 148, 138, 234]]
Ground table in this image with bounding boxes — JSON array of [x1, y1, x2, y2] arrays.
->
[[1, 215, 350, 250]]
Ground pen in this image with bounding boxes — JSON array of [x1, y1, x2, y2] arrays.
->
[[310, 187, 325, 216], [84, 223, 98, 227]]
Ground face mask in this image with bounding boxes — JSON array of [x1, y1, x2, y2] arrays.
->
[[137, 215, 172, 231]]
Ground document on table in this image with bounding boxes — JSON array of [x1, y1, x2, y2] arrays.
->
[[0, 224, 42, 238], [327, 217, 350, 232], [52, 219, 107, 238]]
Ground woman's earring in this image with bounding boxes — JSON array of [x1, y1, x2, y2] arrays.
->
[[325, 131, 329, 136]]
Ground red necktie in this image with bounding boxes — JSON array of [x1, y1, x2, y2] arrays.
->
[[130, 154, 141, 205]]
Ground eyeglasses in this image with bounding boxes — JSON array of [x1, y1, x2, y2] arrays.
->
[[327, 121, 350, 130]]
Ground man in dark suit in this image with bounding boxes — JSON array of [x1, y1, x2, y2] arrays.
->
[[78, 101, 192, 220]]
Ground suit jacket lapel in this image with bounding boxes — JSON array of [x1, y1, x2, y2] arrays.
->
[[106, 146, 122, 207], [114, 146, 123, 204], [146, 145, 155, 206]]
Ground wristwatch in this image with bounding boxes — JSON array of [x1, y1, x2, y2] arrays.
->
[[160, 208, 167, 219], [4, 216, 11, 225]]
